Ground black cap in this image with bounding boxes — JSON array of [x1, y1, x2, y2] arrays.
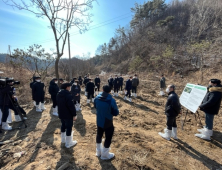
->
[[59, 78, 64, 81], [210, 79, 221, 84], [52, 78, 58, 81], [35, 76, 41, 79], [61, 83, 72, 89]]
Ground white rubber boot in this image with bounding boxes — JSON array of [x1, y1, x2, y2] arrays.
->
[[96, 143, 103, 157], [128, 98, 132, 102], [33, 101, 36, 106], [92, 98, 95, 103], [36, 105, 42, 112], [124, 96, 127, 100], [197, 127, 213, 136], [135, 93, 137, 97], [85, 92, 88, 96], [2, 122, 12, 130], [101, 147, 115, 160], [52, 108, 58, 116], [61, 132, 66, 144], [75, 104, 80, 111], [116, 93, 118, 97], [14, 115, 22, 122], [131, 93, 134, 97], [65, 132, 77, 148], [87, 99, 90, 104], [78, 103, 82, 111], [195, 129, 212, 140], [158, 129, 172, 140], [40, 103, 46, 110], [171, 127, 178, 139]]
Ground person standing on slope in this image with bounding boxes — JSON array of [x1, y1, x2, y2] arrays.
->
[[108, 75, 114, 94], [132, 74, 139, 97], [159, 74, 166, 96], [113, 75, 119, 97], [48, 78, 59, 116], [94, 85, 119, 160], [57, 83, 77, 148], [30, 76, 36, 106], [94, 75, 101, 96], [86, 78, 95, 103], [71, 80, 82, 111], [118, 75, 124, 94], [195, 79, 222, 140], [158, 85, 181, 140], [124, 76, 133, 102]]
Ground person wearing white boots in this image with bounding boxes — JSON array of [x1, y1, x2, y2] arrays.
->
[[159, 74, 166, 96], [195, 79, 222, 140], [124, 76, 133, 102], [113, 75, 119, 97], [94, 75, 101, 96], [94, 85, 119, 160], [86, 78, 95, 104], [32, 76, 46, 112], [57, 83, 77, 148], [118, 75, 124, 94], [30, 76, 37, 106], [0, 81, 13, 130], [49, 78, 59, 116], [132, 74, 139, 97], [83, 75, 90, 96], [158, 85, 181, 140], [108, 75, 114, 95], [71, 80, 81, 111]]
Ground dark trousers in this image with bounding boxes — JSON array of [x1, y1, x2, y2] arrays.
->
[[61, 119, 73, 136], [119, 85, 123, 91], [9, 103, 26, 116], [132, 86, 137, 93], [0, 105, 9, 123], [166, 116, 177, 130], [95, 85, 100, 92], [52, 98, 57, 108], [87, 92, 94, 99], [205, 112, 215, 130], [125, 90, 131, 98], [36, 100, 44, 105], [74, 100, 80, 104], [114, 86, 119, 93], [96, 125, 114, 148]]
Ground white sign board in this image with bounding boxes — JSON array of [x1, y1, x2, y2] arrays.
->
[[179, 83, 207, 113]]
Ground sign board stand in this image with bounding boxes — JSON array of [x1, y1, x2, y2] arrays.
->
[[181, 109, 202, 130]]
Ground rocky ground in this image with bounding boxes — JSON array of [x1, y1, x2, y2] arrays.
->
[[0, 77, 222, 170]]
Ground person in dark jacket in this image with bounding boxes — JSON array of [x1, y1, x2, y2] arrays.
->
[[49, 78, 59, 116], [94, 85, 119, 160], [32, 76, 45, 112], [159, 85, 181, 140], [86, 78, 95, 103], [124, 76, 133, 102], [30, 76, 36, 106], [71, 80, 81, 111], [159, 74, 166, 96], [94, 75, 101, 96], [131, 74, 139, 97], [57, 83, 77, 148], [78, 76, 83, 86], [113, 75, 119, 97], [118, 75, 124, 94], [108, 76, 114, 94], [195, 79, 222, 140], [70, 77, 77, 84], [83, 76, 90, 96]]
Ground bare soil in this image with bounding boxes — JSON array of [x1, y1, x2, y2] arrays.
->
[[0, 77, 222, 170]]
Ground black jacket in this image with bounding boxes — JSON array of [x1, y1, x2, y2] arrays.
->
[[113, 77, 119, 87], [71, 85, 81, 101], [0, 86, 12, 106], [95, 77, 101, 86], [57, 89, 76, 119], [86, 82, 95, 93], [119, 77, 124, 86], [48, 80, 59, 101], [78, 77, 83, 85], [125, 79, 132, 91], [83, 78, 89, 85], [108, 78, 114, 87], [160, 77, 166, 88], [199, 85, 222, 115], [30, 81, 36, 100], [165, 91, 181, 117], [32, 82, 45, 102]]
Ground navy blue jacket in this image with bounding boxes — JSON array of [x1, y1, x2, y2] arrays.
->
[[0, 86, 11, 106], [119, 77, 124, 86], [94, 77, 101, 86], [125, 79, 132, 91], [57, 89, 76, 120], [86, 82, 95, 93], [78, 77, 83, 85], [48, 80, 59, 101], [32, 82, 45, 102], [94, 92, 119, 128], [71, 85, 81, 101], [165, 91, 181, 117], [200, 85, 222, 115], [108, 78, 114, 87], [113, 77, 119, 87]]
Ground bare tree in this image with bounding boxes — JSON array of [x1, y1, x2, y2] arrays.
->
[[3, 0, 96, 82]]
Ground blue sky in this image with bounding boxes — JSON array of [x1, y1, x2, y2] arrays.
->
[[0, 0, 169, 58]]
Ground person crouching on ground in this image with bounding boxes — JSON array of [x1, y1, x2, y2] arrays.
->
[[57, 83, 77, 148], [195, 79, 222, 140], [158, 85, 181, 140], [71, 80, 81, 111], [94, 85, 119, 160]]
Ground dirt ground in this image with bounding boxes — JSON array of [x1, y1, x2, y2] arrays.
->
[[0, 76, 222, 170]]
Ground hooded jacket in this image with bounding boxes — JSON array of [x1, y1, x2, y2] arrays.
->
[[71, 84, 81, 101], [48, 80, 59, 100], [165, 91, 181, 117], [56, 89, 76, 119], [94, 92, 119, 128], [199, 85, 222, 115]]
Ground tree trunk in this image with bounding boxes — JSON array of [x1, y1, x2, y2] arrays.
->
[[55, 58, 60, 85]]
